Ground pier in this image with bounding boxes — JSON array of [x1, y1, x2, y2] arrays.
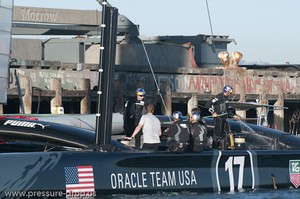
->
[[0, 5, 299, 134], [4, 60, 300, 134]]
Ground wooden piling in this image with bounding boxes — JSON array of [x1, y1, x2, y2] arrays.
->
[[256, 85, 268, 126], [80, 78, 90, 114], [50, 78, 62, 114], [188, 94, 198, 113], [160, 81, 172, 115], [273, 85, 284, 131], [20, 76, 32, 114]]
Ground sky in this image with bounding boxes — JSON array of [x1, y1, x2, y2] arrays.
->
[[13, 0, 300, 64]]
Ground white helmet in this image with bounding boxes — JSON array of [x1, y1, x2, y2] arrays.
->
[[190, 112, 200, 121], [173, 111, 182, 120]]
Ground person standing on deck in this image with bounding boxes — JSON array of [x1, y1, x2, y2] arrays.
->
[[123, 88, 146, 148], [127, 103, 162, 151], [205, 85, 240, 148]]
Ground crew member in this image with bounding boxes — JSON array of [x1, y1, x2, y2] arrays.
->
[[205, 85, 240, 148], [123, 88, 146, 148], [190, 107, 206, 128], [188, 112, 207, 152], [127, 103, 161, 151], [164, 111, 190, 153]]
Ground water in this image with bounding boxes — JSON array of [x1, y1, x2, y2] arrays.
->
[[98, 189, 300, 199]]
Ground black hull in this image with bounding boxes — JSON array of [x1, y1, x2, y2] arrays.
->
[[0, 149, 298, 197], [0, 117, 300, 197]]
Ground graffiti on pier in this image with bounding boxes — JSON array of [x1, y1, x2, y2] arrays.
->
[[156, 75, 214, 93], [11, 69, 99, 90], [188, 76, 298, 94], [157, 75, 179, 92], [124, 73, 300, 94], [289, 109, 300, 135], [244, 77, 295, 94], [174, 75, 300, 94], [10, 69, 300, 96]]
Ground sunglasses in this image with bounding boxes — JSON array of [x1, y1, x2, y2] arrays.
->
[[138, 95, 144, 97]]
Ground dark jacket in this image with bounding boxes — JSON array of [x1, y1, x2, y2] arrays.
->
[[205, 92, 235, 118], [164, 120, 190, 153], [164, 120, 190, 143], [123, 97, 145, 136], [189, 122, 207, 152]]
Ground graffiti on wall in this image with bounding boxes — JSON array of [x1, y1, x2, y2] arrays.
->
[[126, 74, 300, 94], [9, 69, 300, 95], [289, 109, 300, 135]]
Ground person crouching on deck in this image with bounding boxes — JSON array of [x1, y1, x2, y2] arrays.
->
[[164, 111, 190, 153], [188, 112, 208, 152]]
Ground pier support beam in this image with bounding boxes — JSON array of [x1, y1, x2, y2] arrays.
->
[[256, 85, 268, 126], [20, 77, 32, 114], [161, 81, 172, 115], [188, 94, 198, 113], [273, 85, 284, 131], [50, 78, 62, 114], [80, 78, 90, 114]]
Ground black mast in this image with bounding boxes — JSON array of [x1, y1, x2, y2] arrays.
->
[[95, 0, 118, 149]]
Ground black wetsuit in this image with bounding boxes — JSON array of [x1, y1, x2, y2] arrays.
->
[[189, 122, 207, 152], [164, 120, 190, 153], [123, 97, 145, 148], [205, 92, 234, 145]]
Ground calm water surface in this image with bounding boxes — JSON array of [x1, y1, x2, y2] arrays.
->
[[97, 188, 300, 199]]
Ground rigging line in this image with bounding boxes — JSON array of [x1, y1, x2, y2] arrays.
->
[[205, 0, 214, 36], [126, 0, 172, 121], [140, 35, 172, 121], [205, 0, 216, 51]]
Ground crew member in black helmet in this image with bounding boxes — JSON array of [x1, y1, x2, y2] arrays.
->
[[205, 85, 240, 148], [123, 88, 146, 148], [164, 111, 190, 153]]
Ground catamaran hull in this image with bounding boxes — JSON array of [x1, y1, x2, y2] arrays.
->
[[0, 113, 124, 135], [0, 150, 298, 197]]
